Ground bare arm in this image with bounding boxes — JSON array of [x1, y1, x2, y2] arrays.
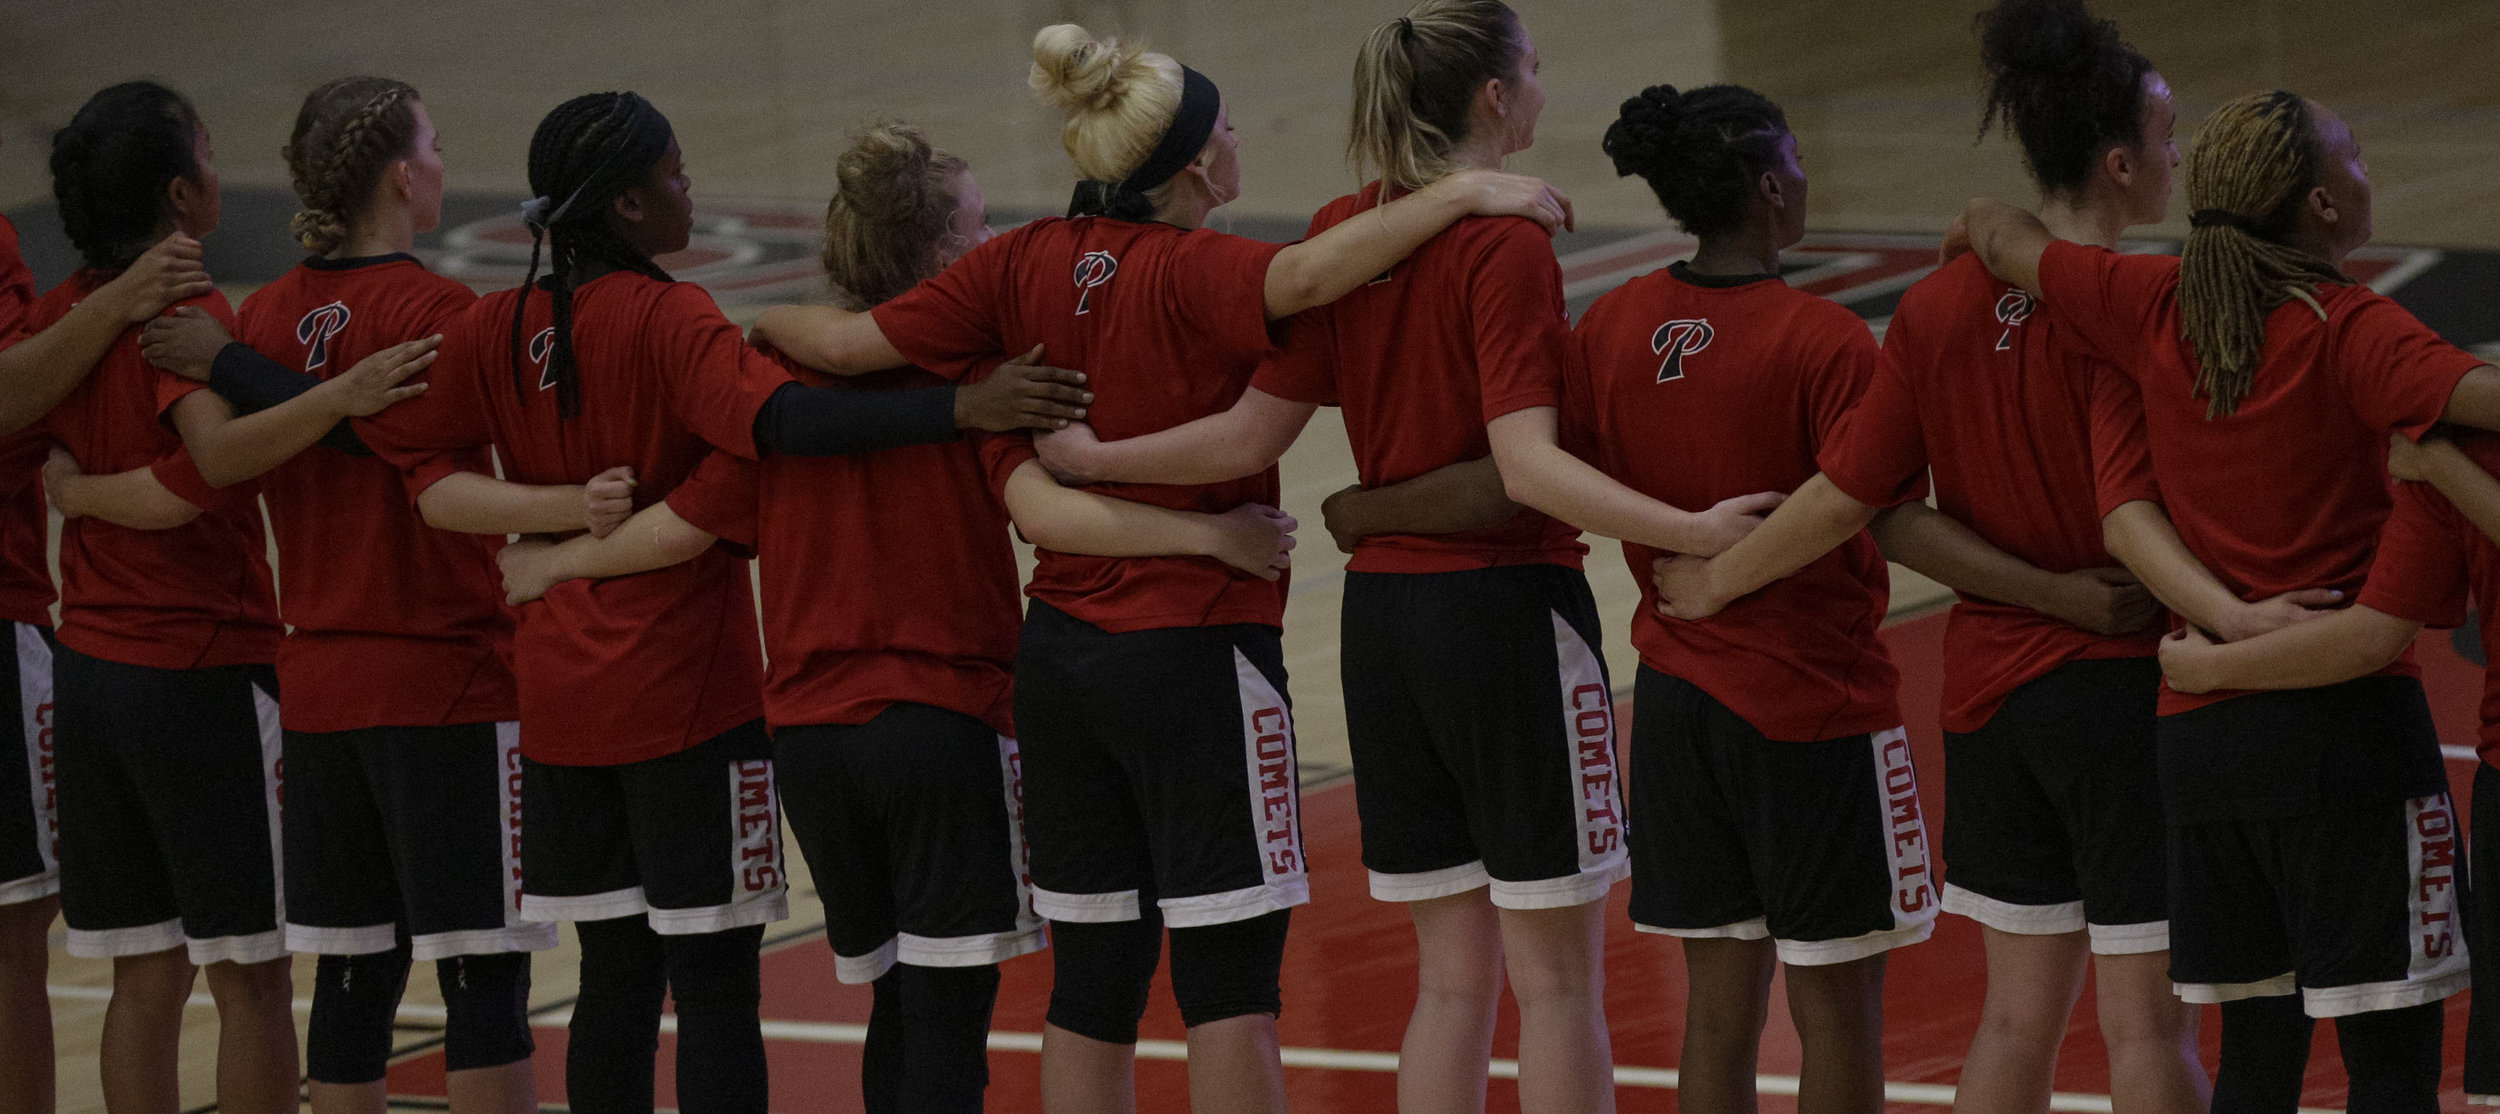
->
[[2438, 366, 2500, 433], [417, 468, 628, 537], [1651, 473, 1873, 619], [1874, 499, 2160, 636], [2158, 607, 2420, 694], [0, 234, 214, 435], [747, 304, 910, 376], [497, 499, 719, 605], [1318, 458, 1518, 554], [1261, 170, 1569, 320], [1486, 406, 1783, 555], [1033, 389, 1318, 486], [2103, 498, 2339, 640], [1001, 460, 1295, 579], [166, 337, 437, 487], [41, 447, 201, 530], [1940, 199, 2053, 298], [2398, 435, 2500, 546]]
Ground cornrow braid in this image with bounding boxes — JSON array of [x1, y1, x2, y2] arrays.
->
[[2177, 91, 2349, 419], [510, 92, 675, 419], [49, 81, 203, 271], [1603, 83, 1789, 236], [284, 77, 421, 255]]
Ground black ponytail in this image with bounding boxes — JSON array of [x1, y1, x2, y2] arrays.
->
[[511, 92, 675, 419], [1976, 0, 2154, 195], [50, 82, 203, 271], [1602, 83, 1788, 237]]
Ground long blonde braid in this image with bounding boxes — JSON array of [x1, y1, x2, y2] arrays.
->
[[2177, 91, 2350, 419], [283, 77, 420, 254]]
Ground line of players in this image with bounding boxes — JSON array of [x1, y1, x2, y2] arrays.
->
[[0, 0, 2491, 1112]]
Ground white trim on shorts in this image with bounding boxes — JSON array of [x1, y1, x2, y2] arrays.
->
[[1229, 648, 1308, 927], [2466, 1093, 2500, 1106], [65, 918, 184, 959], [833, 926, 1052, 985], [2175, 972, 2298, 1004], [2086, 920, 2170, 956], [412, 924, 558, 960], [1941, 883, 2086, 936], [2295, 792, 2472, 1018], [1368, 861, 1492, 904], [493, 722, 527, 939], [186, 927, 289, 966], [522, 886, 648, 924], [1632, 915, 1933, 966], [1161, 878, 1311, 929], [253, 682, 285, 932], [1552, 611, 1628, 892], [1032, 886, 1139, 923], [2, 622, 56, 905], [994, 734, 1046, 946], [647, 893, 790, 936], [286, 922, 398, 955], [1491, 859, 1629, 910], [1868, 727, 1942, 942]]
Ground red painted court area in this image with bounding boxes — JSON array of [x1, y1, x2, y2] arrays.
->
[[384, 609, 2485, 1111]]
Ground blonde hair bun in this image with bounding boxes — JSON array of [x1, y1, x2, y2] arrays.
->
[[1027, 23, 1184, 183]]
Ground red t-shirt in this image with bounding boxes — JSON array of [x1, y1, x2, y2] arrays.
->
[[1820, 253, 2162, 732], [0, 217, 50, 629], [2039, 240, 2486, 714], [1248, 185, 1585, 573], [2355, 435, 2499, 766], [360, 272, 791, 765], [667, 359, 1020, 734], [1567, 264, 1899, 741], [236, 255, 516, 731], [871, 217, 1289, 632], [28, 273, 278, 669]]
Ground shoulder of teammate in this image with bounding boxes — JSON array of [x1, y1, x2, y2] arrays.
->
[[2033, 240, 2173, 360], [2357, 474, 2472, 629], [665, 448, 762, 551], [2324, 285, 2483, 439]]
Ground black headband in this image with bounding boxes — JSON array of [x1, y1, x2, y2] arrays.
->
[[2189, 208, 2259, 232], [1068, 65, 1222, 221]]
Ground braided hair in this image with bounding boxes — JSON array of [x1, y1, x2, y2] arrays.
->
[[1602, 84, 1789, 237], [49, 81, 203, 271], [511, 92, 676, 419], [1975, 0, 2153, 196], [283, 77, 421, 255], [820, 122, 968, 311], [1349, 0, 1524, 193], [2177, 91, 2349, 419]]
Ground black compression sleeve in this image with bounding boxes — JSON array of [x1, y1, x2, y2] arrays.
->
[[748, 380, 961, 457], [207, 342, 373, 456]]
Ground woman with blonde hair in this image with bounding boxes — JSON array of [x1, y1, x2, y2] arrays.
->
[[749, 21, 1572, 1114]]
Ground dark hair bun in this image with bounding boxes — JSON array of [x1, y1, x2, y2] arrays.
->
[[1975, 0, 2154, 194], [1602, 85, 1686, 178]]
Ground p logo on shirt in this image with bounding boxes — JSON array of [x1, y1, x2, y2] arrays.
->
[[296, 301, 353, 372], [1650, 318, 1713, 383], [1073, 251, 1119, 316], [529, 327, 558, 390], [1993, 290, 2034, 352]]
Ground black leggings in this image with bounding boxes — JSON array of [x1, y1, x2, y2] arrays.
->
[[860, 963, 1002, 1114], [566, 916, 766, 1114]]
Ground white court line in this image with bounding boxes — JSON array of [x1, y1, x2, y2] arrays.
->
[[45, 985, 2353, 1113]]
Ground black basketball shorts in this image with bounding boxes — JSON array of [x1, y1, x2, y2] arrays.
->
[[1339, 565, 1627, 909], [1940, 656, 2169, 954], [52, 645, 285, 964], [1013, 602, 1307, 928], [0, 622, 57, 906], [1627, 667, 1937, 965], [284, 721, 557, 959], [519, 719, 789, 934], [2465, 760, 2496, 1101], [776, 703, 1044, 982]]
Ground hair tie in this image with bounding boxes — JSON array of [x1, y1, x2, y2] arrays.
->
[[2189, 208, 2258, 232], [1396, 16, 1413, 36], [519, 195, 554, 230], [1067, 65, 1223, 219]]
